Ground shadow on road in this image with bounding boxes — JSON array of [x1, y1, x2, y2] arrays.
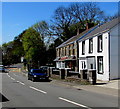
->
[[95, 83, 107, 85], [33, 79, 52, 82], [0, 93, 9, 102]]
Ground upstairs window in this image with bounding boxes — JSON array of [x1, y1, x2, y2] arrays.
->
[[98, 35, 103, 52], [89, 38, 93, 53], [65, 47, 66, 56], [82, 41, 85, 55], [69, 46, 71, 56], [73, 44, 75, 55], [57, 49, 59, 57]]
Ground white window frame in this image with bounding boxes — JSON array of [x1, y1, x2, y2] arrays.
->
[[97, 56, 104, 74], [98, 35, 103, 52], [89, 38, 93, 53]]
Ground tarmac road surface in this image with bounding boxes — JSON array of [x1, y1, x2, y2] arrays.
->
[[1, 71, 119, 108]]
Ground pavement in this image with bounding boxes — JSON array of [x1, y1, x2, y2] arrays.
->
[[95, 79, 119, 90]]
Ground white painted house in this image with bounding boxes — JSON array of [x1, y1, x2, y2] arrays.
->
[[78, 18, 120, 81]]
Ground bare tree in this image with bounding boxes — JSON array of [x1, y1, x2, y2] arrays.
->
[[32, 21, 55, 47], [69, 3, 105, 24], [51, 6, 75, 41], [51, 2, 113, 42]]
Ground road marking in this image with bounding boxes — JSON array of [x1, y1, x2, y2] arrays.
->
[[11, 77, 15, 80], [17, 81, 25, 85], [13, 74, 18, 77], [7, 75, 11, 78], [29, 86, 47, 94], [59, 97, 92, 109]]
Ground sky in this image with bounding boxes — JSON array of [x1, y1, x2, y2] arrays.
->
[[1, 2, 119, 44]]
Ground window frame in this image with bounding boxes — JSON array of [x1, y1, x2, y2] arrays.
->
[[97, 56, 104, 74], [98, 35, 103, 52], [89, 38, 93, 53], [82, 41, 85, 55]]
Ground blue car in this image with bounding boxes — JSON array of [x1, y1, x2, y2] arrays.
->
[[28, 69, 49, 82]]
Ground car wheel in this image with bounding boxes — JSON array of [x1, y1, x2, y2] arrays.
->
[[28, 75, 30, 80], [45, 77, 49, 81]]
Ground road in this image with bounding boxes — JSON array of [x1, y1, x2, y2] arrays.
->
[[1, 71, 119, 108]]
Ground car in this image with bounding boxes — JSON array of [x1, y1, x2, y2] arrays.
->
[[0, 65, 8, 73], [28, 69, 49, 82]]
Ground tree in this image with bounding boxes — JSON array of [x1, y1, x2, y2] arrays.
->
[[51, 3, 104, 42], [12, 36, 24, 58], [51, 6, 75, 41], [32, 21, 54, 47], [69, 3, 105, 24], [46, 43, 56, 65], [2, 41, 14, 65], [22, 27, 46, 68]]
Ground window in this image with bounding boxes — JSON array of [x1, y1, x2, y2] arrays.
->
[[98, 35, 103, 52], [81, 61, 86, 69], [57, 49, 59, 57], [68, 46, 70, 56], [97, 56, 104, 74], [62, 48, 64, 56], [73, 49, 75, 55], [73, 44, 75, 55], [89, 38, 93, 53], [59, 49, 61, 57], [67, 46, 69, 56], [65, 47, 66, 56], [63, 48, 64, 56], [82, 41, 85, 55]]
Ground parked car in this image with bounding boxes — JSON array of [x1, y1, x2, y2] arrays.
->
[[0, 65, 9, 73], [39, 66, 48, 71], [28, 69, 49, 82]]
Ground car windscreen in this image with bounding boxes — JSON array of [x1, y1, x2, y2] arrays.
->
[[33, 69, 45, 73]]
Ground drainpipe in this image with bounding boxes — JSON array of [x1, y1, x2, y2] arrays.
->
[[76, 41, 79, 72], [108, 32, 110, 81]]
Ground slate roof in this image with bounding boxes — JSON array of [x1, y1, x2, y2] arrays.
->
[[56, 17, 119, 49], [56, 26, 96, 49], [78, 17, 120, 42]]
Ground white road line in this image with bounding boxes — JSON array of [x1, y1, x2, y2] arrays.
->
[[11, 77, 15, 80], [7, 75, 10, 78], [13, 74, 18, 77], [59, 97, 92, 109], [29, 86, 47, 94], [17, 81, 25, 85]]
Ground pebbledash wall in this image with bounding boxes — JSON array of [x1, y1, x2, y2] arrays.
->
[[79, 23, 120, 81]]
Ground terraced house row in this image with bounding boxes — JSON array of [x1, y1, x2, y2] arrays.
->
[[54, 17, 120, 81]]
